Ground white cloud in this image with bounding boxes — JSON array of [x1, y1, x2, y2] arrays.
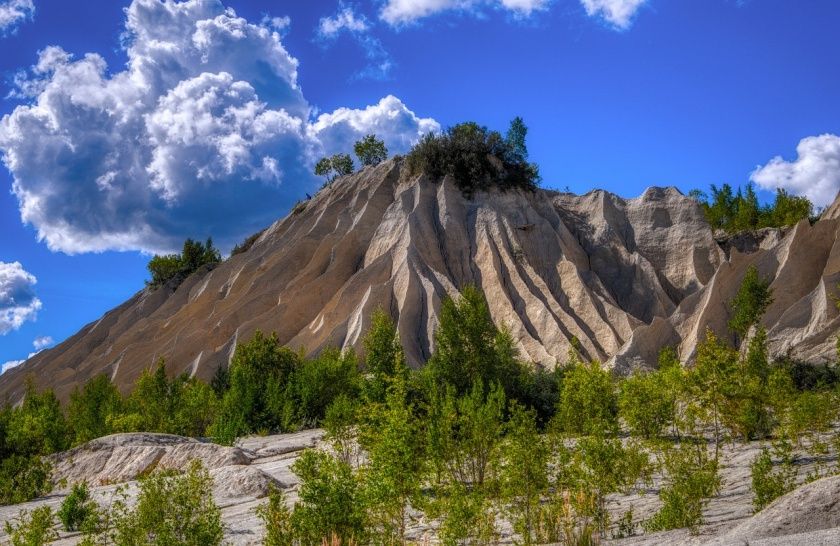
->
[[32, 335, 52, 350], [0, 0, 34, 35], [379, 0, 549, 26], [318, 5, 370, 38], [317, 5, 393, 80], [311, 95, 440, 157], [580, 0, 647, 30], [0, 261, 41, 334], [0, 0, 437, 254], [750, 134, 840, 209], [1, 360, 24, 374]]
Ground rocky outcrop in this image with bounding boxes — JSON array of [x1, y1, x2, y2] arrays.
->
[[1, 160, 839, 402]]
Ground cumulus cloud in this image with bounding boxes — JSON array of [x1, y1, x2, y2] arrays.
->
[[0, 0, 436, 254], [580, 0, 647, 29], [379, 0, 550, 26], [750, 134, 840, 209], [0, 261, 41, 335], [0, 0, 34, 35]]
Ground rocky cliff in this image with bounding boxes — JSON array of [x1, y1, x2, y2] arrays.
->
[[2, 160, 839, 402]]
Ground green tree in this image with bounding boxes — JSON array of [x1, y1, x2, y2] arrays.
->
[[147, 238, 220, 288], [323, 394, 359, 466], [768, 188, 812, 227], [690, 329, 739, 452], [5, 379, 69, 455], [362, 309, 409, 404], [109, 460, 223, 546], [354, 134, 389, 166], [505, 117, 529, 162], [554, 360, 618, 436], [499, 403, 549, 545], [750, 440, 796, 512], [726, 328, 774, 440], [58, 482, 99, 532], [315, 153, 355, 184], [68, 374, 124, 445], [618, 367, 677, 439], [291, 450, 366, 544], [359, 379, 425, 542], [729, 265, 774, 343], [256, 485, 294, 546], [4, 506, 58, 546], [426, 285, 525, 398]]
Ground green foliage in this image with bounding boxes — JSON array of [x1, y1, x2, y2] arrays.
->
[[645, 441, 720, 533], [618, 366, 678, 439], [405, 120, 540, 195], [0, 454, 51, 506], [147, 238, 221, 289], [256, 485, 294, 546], [68, 374, 124, 445], [362, 309, 408, 404], [3, 506, 58, 546], [690, 329, 739, 448], [109, 460, 223, 546], [315, 153, 355, 184], [725, 328, 775, 440], [290, 450, 366, 544], [554, 360, 618, 436], [323, 394, 359, 466], [359, 380, 425, 542], [426, 285, 526, 399], [434, 481, 500, 546], [5, 380, 69, 455], [499, 403, 549, 545], [693, 183, 812, 234], [728, 265, 774, 342], [750, 440, 796, 512], [230, 228, 266, 256], [58, 482, 99, 532], [354, 134, 389, 167]]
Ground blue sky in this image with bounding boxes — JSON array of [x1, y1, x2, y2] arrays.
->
[[1, 0, 839, 367]]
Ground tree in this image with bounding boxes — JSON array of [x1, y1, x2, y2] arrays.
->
[[58, 482, 99, 532], [315, 153, 355, 184], [256, 485, 294, 546], [109, 460, 223, 546], [618, 368, 677, 439], [291, 450, 366, 544], [505, 117, 529, 161], [68, 374, 124, 445], [499, 403, 549, 545], [729, 265, 774, 343], [362, 309, 408, 404], [553, 360, 618, 436], [354, 134, 388, 166], [147, 238, 220, 288], [426, 285, 525, 398], [359, 379, 425, 542], [750, 440, 796, 512], [690, 329, 739, 452]]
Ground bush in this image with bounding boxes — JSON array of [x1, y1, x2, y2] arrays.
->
[[728, 266, 773, 342], [109, 460, 223, 546], [750, 441, 796, 512], [554, 360, 618, 436], [68, 374, 123, 446], [0, 455, 51, 506], [354, 134, 388, 167], [3, 506, 58, 546], [256, 485, 294, 546], [147, 238, 220, 289], [405, 119, 539, 195], [58, 482, 99, 532], [619, 368, 677, 439]]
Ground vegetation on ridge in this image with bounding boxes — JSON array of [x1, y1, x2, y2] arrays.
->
[[691, 183, 813, 234], [147, 237, 221, 289]]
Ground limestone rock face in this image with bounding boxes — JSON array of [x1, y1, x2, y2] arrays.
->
[[1, 159, 838, 401]]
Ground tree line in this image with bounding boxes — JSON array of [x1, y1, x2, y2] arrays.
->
[[3, 269, 840, 544], [690, 183, 813, 234]]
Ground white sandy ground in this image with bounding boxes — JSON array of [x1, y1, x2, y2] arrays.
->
[[1, 429, 839, 545]]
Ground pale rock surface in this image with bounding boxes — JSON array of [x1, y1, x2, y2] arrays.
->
[[1, 160, 839, 403]]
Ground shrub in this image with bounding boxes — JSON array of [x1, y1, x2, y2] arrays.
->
[[291, 450, 366, 544], [728, 265, 773, 342], [68, 374, 123, 446], [0, 455, 51, 506], [362, 309, 408, 404], [110, 460, 223, 546], [619, 368, 677, 439], [750, 441, 796, 512], [405, 120, 539, 195], [3, 506, 58, 546], [354, 134, 388, 167], [554, 360, 618, 436], [256, 485, 294, 546], [58, 482, 99, 532], [147, 238, 220, 289], [645, 441, 720, 533]]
